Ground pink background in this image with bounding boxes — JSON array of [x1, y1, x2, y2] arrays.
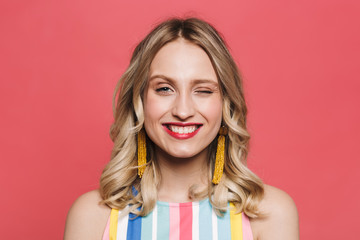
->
[[1, 0, 359, 239]]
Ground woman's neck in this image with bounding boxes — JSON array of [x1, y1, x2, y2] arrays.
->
[[155, 147, 209, 203]]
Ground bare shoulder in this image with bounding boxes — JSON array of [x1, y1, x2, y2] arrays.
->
[[64, 189, 111, 240], [250, 184, 299, 240]]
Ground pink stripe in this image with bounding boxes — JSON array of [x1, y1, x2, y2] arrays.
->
[[102, 215, 110, 240], [242, 213, 253, 240], [179, 202, 192, 240], [169, 203, 180, 240]]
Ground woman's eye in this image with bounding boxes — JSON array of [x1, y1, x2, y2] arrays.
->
[[196, 90, 213, 94], [156, 87, 172, 92]]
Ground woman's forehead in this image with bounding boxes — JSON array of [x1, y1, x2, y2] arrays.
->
[[149, 39, 217, 83]]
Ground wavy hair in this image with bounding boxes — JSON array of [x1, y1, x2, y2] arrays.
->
[[100, 17, 264, 217]]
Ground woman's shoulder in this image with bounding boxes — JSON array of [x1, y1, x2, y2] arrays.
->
[[64, 189, 111, 240], [250, 184, 299, 240]]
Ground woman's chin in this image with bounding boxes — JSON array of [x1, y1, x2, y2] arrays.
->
[[158, 146, 207, 161]]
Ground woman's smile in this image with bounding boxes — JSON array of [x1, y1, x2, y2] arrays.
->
[[162, 122, 203, 139]]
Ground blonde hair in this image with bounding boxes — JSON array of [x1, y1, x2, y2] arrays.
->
[[100, 17, 264, 218]]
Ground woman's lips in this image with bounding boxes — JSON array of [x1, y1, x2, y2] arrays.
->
[[162, 122, 202, 140]]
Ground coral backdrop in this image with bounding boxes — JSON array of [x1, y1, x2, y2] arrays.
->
[[1, 0, 359, 239]]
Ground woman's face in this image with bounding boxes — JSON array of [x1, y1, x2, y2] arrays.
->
[[143, 38, 222, 159]]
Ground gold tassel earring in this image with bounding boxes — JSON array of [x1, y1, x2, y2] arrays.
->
[[212, 126, 228, 184], [137, 128, 147, 178]]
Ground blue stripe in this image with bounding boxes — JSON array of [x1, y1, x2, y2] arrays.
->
[[127, 211, 142, 240], [127, 188, 142, 240], [157, 203, 170, 240], [131, 186, 139, 196], [141, 211, 153, 240], [199, 199, 212, 240], [217, 203, 231, 240]]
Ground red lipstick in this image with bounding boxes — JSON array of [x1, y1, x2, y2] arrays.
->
[[162, 122, 202, 140]]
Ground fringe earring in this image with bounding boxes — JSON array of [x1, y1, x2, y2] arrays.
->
[[137, 128, 147, 178], [212, 126, 228, 184]]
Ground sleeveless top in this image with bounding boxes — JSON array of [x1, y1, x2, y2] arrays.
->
[[102, 198, 253, 240]]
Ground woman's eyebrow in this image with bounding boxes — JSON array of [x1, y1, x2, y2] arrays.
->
[[192, 79, 219, 87], [148, 74, 175, 84], [149, 74, 218, 86]]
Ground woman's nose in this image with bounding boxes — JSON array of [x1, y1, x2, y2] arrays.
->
[[171, 93, 196, 120]]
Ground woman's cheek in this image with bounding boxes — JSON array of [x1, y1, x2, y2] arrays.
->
[[144, 94, 171, 119], [198, 96, 222, 119]]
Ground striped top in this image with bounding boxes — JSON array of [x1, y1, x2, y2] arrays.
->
[[102, 198, 253, 240]]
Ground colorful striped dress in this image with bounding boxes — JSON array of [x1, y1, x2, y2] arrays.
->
[[102, 198, 253, 240]]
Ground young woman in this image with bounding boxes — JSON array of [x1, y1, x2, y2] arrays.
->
[[64, 17, 299, 240]]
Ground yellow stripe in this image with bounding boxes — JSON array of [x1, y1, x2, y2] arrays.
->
[[109, 209, 119, 240], [230, 203, 243, 240]]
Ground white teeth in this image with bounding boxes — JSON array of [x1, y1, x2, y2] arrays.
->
[[169, 125, 197, 134]]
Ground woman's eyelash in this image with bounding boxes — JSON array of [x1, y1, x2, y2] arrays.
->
[[197, 90, 213, 94], [155, 87, 171, 92]]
